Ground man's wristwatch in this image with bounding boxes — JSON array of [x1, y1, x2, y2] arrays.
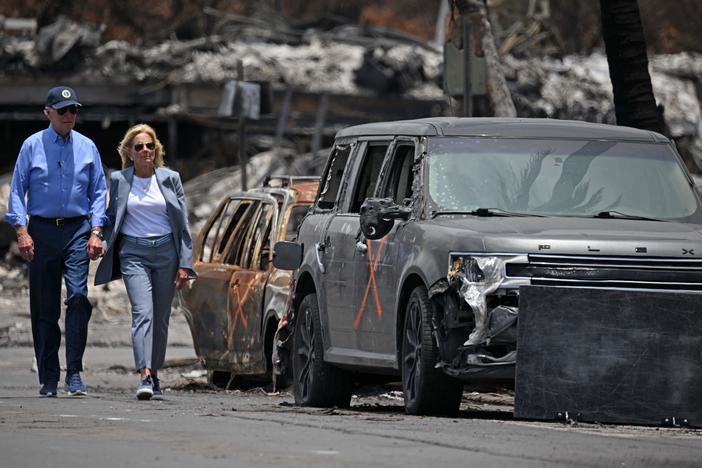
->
[[91, 228, 104, 240]]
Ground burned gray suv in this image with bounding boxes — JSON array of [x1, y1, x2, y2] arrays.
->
[[273, 117, 702, 415]]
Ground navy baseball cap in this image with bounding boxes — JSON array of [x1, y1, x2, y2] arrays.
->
[[45, 86, 82, 109]]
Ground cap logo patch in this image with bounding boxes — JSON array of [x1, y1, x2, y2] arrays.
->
[[61, 89, 71, 98]]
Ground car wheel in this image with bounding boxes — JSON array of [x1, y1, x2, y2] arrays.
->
[[402, 285, 463, 416], [293, 293, 352, 407]]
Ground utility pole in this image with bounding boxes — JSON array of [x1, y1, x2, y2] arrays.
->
[[448, 0, 516, 117], [237, 61, 247, 191]]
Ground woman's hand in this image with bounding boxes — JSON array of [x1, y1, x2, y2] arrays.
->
[[175, 268, 190, 290]]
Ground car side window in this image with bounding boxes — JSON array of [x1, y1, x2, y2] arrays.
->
[[317, 145, 352, 210], [245, 202, 275, 270], [215, 200, 252, 258], [381, 144, 416, 205], [200, 199, 247, 263], [199, 200, 227, 263], [224, 200, 260, 267], [349, 143, 390, 213]]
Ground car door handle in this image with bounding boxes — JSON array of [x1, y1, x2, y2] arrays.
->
[[355, 241, 367, 253], [315, 242, 326, 274]]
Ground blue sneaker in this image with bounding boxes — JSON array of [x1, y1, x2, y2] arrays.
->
[[136, 375, 154, 400], [152, 376, 163, 401], [65, 372, 87, 396], [39, 382, 58, 397]]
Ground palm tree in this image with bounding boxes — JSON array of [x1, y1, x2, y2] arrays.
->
[[600, 0, 664, 133]]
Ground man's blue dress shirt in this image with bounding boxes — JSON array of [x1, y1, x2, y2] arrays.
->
[[6, 125, 107, 228]]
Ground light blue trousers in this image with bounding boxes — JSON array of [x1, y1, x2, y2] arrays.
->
[[119, 236, 178, 372]]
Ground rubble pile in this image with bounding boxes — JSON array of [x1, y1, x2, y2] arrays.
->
[[184, 146, 326, 234], [2, 17, 701, 154], [0, 15, 443, 98], [0, 262, 26, 295], [505, 53, 616, 123], [504, 52, 702, 166], [0, 174, 15, 250], [0, 263, 133, 347]]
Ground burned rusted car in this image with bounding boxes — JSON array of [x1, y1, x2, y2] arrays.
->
[[274, 117, 702, 415], [179, 176, 318, 387]]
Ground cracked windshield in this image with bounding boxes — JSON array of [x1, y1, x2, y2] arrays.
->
[[427, 138, 701, 221]]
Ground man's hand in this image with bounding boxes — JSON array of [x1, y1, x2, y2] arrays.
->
[[87, 233, 104, 260], [16, 229, 34, 262], [175, 268, 189, 290]]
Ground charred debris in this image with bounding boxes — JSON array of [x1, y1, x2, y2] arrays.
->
[[1, 10, 701, 172]]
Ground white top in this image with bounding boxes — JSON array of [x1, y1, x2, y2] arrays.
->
[[120, 175, 172, 237]]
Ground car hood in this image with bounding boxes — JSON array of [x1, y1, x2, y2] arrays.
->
[[424, 215, 702, 257]]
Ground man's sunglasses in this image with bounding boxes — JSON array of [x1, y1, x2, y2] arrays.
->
[[56, 105, 78, 115], [133, 142, 156, 151]]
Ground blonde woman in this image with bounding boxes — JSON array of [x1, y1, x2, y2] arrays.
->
[[95, 124, 196, 400]]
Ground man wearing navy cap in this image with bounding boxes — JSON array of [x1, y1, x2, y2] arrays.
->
[[6, 85, 107, 397]]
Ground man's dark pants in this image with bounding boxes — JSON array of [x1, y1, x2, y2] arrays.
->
[[28, 218, 92, 386]]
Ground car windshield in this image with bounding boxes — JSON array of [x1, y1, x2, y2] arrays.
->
[[426, 137, 702, 221]]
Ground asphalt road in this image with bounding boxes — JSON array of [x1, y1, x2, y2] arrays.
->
[[1, 346, 702, 468]]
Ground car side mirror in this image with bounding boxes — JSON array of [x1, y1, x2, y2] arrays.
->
[[273, 241, 303, 270], [360, 197, 411, 240]]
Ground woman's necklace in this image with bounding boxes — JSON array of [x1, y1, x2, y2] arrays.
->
[[136, 175, 152, 192]]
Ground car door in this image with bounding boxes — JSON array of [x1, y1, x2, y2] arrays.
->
[[321, 140, 391, 355], [357, 138, 419, 361], [225, 195, 278, 375], [319, 140, 387, 354], [180, 197, 256, 369], [351, 138, 417, 361], [300, 144, 354, 351]]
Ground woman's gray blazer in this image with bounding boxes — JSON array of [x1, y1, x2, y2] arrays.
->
[[94, 166, 196, 285]]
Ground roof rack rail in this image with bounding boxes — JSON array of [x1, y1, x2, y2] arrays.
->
[[262, 175, 320, 188]]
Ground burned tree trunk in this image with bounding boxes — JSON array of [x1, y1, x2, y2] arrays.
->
[[448, 0, 516, 117], [600, 0, 664, 133]]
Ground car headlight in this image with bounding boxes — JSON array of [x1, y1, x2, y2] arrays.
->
[[447, 254, 508, 347], [448, 254, 505, 285]]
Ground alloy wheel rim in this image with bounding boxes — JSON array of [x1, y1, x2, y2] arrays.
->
[[297, 307, 315, 400], [403, 299, 422, 403]]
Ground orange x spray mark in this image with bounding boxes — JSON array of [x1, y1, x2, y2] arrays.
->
[[353, 237, 387, 330], [229, 276, 256, 336]]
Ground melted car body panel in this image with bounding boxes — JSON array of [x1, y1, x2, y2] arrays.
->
[[179, 177, 319, 379]]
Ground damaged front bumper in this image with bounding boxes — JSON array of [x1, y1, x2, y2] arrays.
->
[[430, 253, 529, 381]]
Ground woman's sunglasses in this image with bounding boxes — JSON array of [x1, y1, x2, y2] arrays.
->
[[56, 105, 78, 115], [133, 142, 156, 151]]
